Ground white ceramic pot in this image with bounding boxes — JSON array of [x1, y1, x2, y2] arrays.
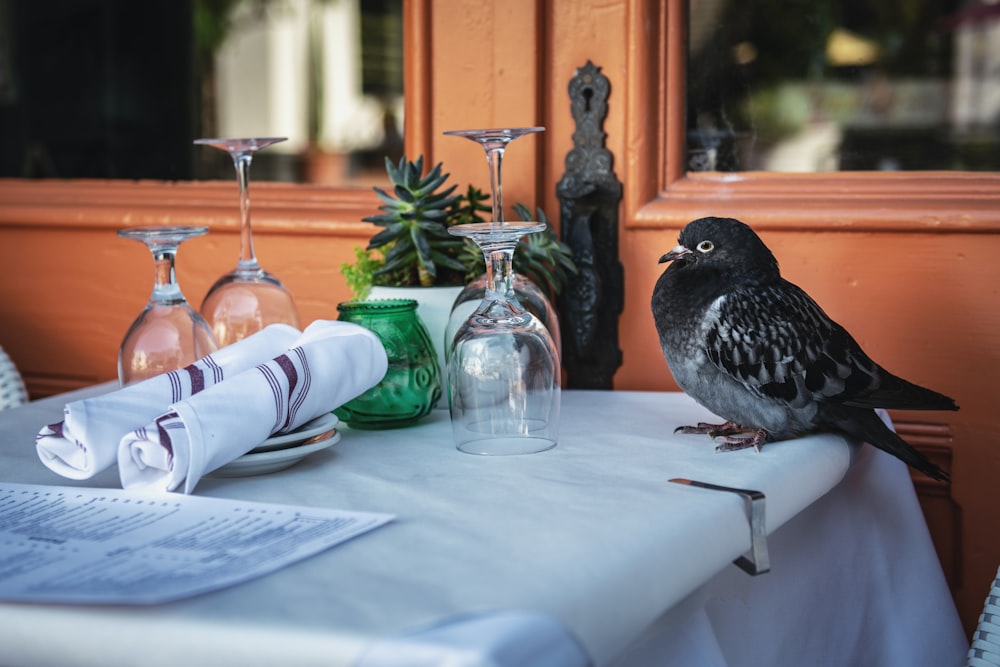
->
[[368, 285, 464, 381]]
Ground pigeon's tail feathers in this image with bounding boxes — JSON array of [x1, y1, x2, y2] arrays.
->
[[821, 404, 950, 482], [846, 371, 959, 412]]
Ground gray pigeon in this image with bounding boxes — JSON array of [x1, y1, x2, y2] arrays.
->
[[651, 216, 957, 481]]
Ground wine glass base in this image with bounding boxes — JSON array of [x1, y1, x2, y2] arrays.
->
[[193, 137, 288, 153], [456, 435, 557, 456], [442, 127, 544, 143], [447, 220, 547, 239]]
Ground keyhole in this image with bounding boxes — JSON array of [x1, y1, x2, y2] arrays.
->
[[583, 87, 593, 112]]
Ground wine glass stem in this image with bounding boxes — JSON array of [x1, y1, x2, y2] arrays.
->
[[150, 246, 184, 305], [485, 147, 505, 223], [234, 152, 260, 271], [485, 247, 516, 302]]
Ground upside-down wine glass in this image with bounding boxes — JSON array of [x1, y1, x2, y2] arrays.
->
[[193, 137, 301, 346], [443, 127, 559, 454], [447, 221, 560, 454], [117, 226, 219, 386]]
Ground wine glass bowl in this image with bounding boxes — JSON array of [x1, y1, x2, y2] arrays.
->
[[446, 270, 562, 362], [446, 220, 560, 455], [117, 226, 219, 386], [199, 269, 298, 346], [193, 137, 301, 346]]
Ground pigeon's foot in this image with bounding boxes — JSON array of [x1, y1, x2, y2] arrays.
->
[[674, 421, 747, 438], [675, 421, 770, 452], [714, 428, 769, 453]]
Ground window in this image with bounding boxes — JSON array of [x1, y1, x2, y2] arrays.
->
[[686, 0, 1000, 173], [0, 0, 403, 184], [621, 0, 1000, 231]]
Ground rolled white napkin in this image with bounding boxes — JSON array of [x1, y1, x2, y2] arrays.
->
[[36, 324, 301, 480], [118, 320, 388, 494]]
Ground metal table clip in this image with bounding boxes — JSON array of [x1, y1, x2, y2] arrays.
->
[[668, 478, 770, 576]]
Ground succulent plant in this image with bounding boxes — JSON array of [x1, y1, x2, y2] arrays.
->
[[343, 155, 576, 301], [363, 155, 469, 287]]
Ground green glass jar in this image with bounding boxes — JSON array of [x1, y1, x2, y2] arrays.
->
[[334, 299, 441, 429]]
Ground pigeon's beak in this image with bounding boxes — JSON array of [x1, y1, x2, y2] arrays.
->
[[659, 245, 692, 264]]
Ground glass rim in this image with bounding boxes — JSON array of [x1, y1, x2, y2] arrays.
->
[[117, 225, 208, 240], [447, 220, 547, 238], [192, 137, 288, 144], [442, 127, 545, 137]]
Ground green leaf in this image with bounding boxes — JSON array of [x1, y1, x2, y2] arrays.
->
[[383, 236, 415, 261], [411, 225, 434, 274], [512, 202, 533, 221], [430, 250, 469, 272], [394, 185, 417, 203], [339, 246, 383, 300], [371, 186, 402, 207], [366, 224, 406, 249], [375, 253, 416, 276]]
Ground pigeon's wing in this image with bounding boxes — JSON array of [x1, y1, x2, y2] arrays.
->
[[705, 281, 881, 409]]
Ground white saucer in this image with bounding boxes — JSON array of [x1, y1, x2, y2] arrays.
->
[[210, 430, 342, 478], [251, 413, 340, 453]]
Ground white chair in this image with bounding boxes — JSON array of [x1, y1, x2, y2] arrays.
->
[[0, 345, 28, 410], [967, 565, 1000, 666]]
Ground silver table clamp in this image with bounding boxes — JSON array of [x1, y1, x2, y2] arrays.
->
[[668, 478, 770, 576]]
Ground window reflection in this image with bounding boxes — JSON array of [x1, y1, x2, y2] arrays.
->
[[0, 0, 402, 184], [202, 0, 403, 184], [687, 0, 1000, 172]]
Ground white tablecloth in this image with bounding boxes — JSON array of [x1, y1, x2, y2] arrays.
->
[[0, 386, 968, 667]]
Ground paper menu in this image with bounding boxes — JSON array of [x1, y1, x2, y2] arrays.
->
[[0, 482, 393, 604]]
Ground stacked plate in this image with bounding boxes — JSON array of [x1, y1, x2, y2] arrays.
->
[[209, 413, 341, 478], [968, 566, 1000, 667]]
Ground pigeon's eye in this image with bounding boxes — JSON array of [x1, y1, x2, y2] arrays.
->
[[696, 240, 714, 253]]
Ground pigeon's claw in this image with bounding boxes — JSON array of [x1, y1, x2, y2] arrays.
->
[[714, 428, 769, 453], [674, 421, 748, 438]]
